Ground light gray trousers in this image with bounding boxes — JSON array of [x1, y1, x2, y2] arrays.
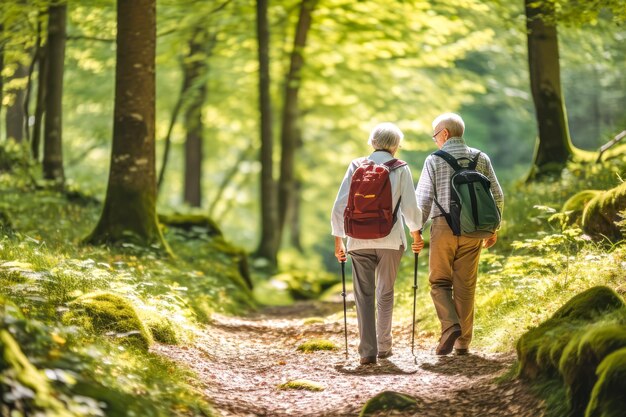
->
[[349, 247, 404, 358]]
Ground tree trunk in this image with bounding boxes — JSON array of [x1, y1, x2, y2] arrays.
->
[[277, 0, 316, 246], [32, 12, 48, 161], [290, 179, 303, 251], [86, 0, 166, 248], [0, 23, 4, 140], [254, 0, 279, 267], [525, 0, 574, 181], [5, 62, 27, 142], [32, 44, 48, 161], [182, 30, 210, 207], [42, 4, 66, 183]]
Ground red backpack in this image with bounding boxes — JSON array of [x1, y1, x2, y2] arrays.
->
[[343, 158, 407, 239]]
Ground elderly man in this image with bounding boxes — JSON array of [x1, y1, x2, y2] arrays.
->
[[416, 113, 504, 356], [331, 122, 424, 365]]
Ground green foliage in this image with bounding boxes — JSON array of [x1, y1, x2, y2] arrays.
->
[[64, 292, 153, 351], [586, 348, 626, 417], [359, 391, 417, 417], [277, 379, 325, 391], [297, 339, 338, 353]]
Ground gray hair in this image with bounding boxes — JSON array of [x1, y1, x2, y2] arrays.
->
[[432, 113, 465, 137], [368, 122, 404, 151]]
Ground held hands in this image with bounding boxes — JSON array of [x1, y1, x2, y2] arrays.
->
[[483, 233, 498, 249], [334, 237, 347, 262], [411, 231, 424, 254]]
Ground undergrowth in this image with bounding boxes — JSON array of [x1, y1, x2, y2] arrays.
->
[[0, 143, 254, 416]]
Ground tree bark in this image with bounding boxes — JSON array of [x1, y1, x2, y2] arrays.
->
[[86, 0, 166, 248], [182, 30, 211, 207], [32, 44, 48, 161], [254, 0, 279, 266], [5, 62, 27, 142], [525, 0, 574, 181], [289, 179, 303, 251], [277, 0, 316, 246], [42, 4, 66, 183], [0, 23, 4, 140], [32, 12, 48, 161]]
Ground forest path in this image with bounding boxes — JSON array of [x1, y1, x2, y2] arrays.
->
[[153, 300, 545, 417]]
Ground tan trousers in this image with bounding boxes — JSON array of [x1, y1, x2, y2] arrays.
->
[[429, 217, 482, 349], [349, 247, 404, 358]]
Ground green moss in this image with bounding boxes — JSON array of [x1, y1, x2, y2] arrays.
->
[[585, 348, 626, 417], [297, 339, 338, 353], [582, 181, 626, 242], [302, 317, 325, 325], [517, 287, 625, 379], [158, 213, 222, 238], [552, 286, 624, 321], [278, 379, 325, 391], [562, 190, 602, 225], [0, 330, 72, 416], [359, 391, 417, 417], [558, 324, 626, 417], [65, 292, 153, 350], [145, 317, 179, 345]]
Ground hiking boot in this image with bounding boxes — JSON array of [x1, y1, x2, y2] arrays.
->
[[435, 324, 461, 355], [360, 356, 377, 365], [377, 349, 393, 359], [454, 348, 469, 356]]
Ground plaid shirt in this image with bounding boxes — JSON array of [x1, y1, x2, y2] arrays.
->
[[416, 137, 504, 226]]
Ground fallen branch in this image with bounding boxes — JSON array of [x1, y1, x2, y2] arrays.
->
[[597, 130, 626, 163]]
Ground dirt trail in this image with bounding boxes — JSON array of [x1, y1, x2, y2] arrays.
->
[[153, 301, 545, 417]]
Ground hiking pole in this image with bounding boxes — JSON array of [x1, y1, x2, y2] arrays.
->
[[340, 260, 348, 358], [411, 252, 419, 359]]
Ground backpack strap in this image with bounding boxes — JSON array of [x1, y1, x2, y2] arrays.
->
[[433, 150, 463, 171], [383, 158, 407, 171], [469, 151, 481, 170]]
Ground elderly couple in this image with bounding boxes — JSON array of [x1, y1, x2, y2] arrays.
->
[[331, 113, 504, 365]]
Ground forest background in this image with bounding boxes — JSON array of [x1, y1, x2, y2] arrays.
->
[[1, 0, 626, 416]]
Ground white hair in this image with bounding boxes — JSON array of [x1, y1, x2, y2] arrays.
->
[[368, 122, 404, 151], [432, 113, 465, 137]]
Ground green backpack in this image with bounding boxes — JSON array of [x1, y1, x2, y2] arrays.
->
[[432, 150, 501, 238]]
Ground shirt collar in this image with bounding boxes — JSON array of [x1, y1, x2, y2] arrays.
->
[[441, 136, 465, 150]]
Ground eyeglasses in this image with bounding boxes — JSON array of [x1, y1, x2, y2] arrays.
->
[[432, 128, 445, 142]]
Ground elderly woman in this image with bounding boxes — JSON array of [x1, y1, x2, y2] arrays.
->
[[331, 122, 424, 365]]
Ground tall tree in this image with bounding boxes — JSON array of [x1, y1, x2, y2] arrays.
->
[[182, 29, 213, 207], [277, 0, 316, 246], [86, 0, 166, 247], [0, 23, 4, 140], [5, 62, 27, 142], [525, 0, 574, 180], [42, 3, 66, 183], [254, 0, 279, 266], [32, 11, 48, 161]]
